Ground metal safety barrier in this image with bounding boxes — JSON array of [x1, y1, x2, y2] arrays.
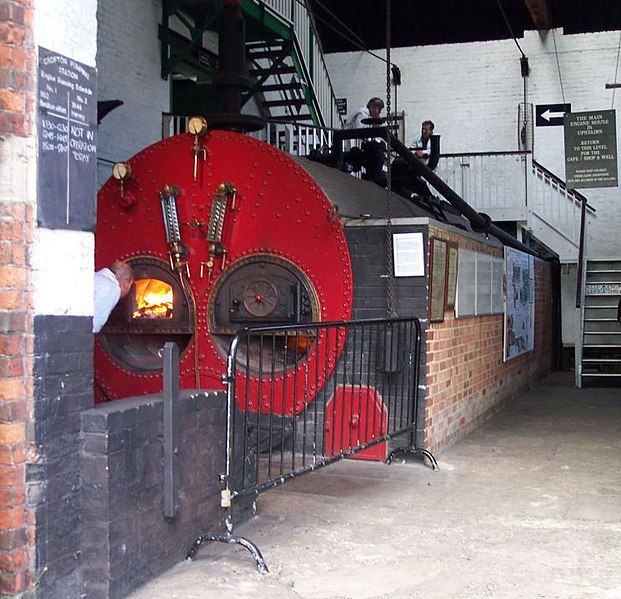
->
[[188, 317, 436, 572]]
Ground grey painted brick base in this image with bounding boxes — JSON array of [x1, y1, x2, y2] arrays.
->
[[80, 390, 241, 599], [346, 224, 429, 446], [33, 315, 94, 599]]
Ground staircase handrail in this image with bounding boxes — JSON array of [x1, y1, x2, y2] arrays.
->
[[575, 199, 589, 309], [574, 197, 588, 387], [532, 158, 596, 215]]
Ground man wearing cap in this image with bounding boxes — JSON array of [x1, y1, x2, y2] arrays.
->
[[345, 97, 385, 129]]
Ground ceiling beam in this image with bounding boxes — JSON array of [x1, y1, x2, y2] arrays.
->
[[523, 0, 551, 29]]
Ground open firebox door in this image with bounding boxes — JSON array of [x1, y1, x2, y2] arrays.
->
[[98, 257, 194, 373]]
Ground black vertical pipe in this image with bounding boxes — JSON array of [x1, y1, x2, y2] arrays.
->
[[210, 0, 264, 131]]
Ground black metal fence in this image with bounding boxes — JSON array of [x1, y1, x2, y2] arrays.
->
[[189, 317, 434, 572]]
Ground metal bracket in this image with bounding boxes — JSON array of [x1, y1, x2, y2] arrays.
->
[[386, 446, 439, 470], [187, 532, 269, 574]]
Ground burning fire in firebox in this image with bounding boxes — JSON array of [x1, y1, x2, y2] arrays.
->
[[132, 278, 173, 319]]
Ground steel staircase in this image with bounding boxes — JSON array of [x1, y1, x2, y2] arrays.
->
[[160, 0, 341, 129], [247, 41, 313, 123], [581, 259, 621, 385]]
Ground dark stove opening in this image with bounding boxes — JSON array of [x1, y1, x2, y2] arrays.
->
[[209, 254, 320, 375], [98, 256, 194, 372]]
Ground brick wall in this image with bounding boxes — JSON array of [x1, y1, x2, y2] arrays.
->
[[96, 0, 170, 184], [424, 226, 553, 452], [0, 0, 36, 594]]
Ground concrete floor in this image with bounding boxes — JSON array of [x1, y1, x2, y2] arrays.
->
[[129, 373, 621, 599]]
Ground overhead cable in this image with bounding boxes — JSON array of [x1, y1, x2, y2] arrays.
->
[[495, 0, 526, 58], [308, 0, 368, 49], [612, 31, 621, 107], [551, 29, 566, 105], [300, 0, 398, 67]]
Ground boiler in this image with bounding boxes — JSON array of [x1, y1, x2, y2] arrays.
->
[[94, 124, 441, 413]]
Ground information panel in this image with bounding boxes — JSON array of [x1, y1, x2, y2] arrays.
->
[[504, 247, 535, 362], [564, 109, 617, 189], [38, 47, 97, 230], [393, 232, 425, 277]]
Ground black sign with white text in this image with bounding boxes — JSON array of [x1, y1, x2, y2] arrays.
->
[[37, 47, 97, 230], [564, 109, 617, 189], [535, 103, 571, 127], [336, 98, 348, 116]]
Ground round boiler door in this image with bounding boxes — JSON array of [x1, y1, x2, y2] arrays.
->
[[242, 279, 278, 317]]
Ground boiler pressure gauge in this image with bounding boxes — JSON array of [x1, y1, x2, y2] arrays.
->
[[188, 116, 208, 136], [112, 162, 131, 181]]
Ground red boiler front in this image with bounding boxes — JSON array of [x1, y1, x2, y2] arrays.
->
[[95, 130, 353, 415]]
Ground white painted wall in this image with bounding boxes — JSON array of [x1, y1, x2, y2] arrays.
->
[[96, 0, 170, 181], [33, 0, 98, 317], [326, 29, 621, 260]]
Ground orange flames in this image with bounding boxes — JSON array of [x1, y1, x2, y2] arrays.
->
[[132, 278, 173, 319]]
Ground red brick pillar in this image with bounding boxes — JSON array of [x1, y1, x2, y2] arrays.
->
[[0, 0, 36, 594]]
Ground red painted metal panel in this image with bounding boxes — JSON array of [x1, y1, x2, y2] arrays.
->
[[95, 131, 353, 414], [324, 385, 387, 462]]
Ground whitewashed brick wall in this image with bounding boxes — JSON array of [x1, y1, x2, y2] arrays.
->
[[326, 29, 621, 260], [96, 0, 170, 181]]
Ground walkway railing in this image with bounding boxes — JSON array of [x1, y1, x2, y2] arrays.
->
[[434, 151, 594, 255], [434, 151, 530, 220], [188, 317, 435, 572], [162, 115, 353, 158], [161, 116, 594, 260]]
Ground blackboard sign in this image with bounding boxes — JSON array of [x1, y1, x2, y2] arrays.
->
[[564, 109, 618, 189], [336, 98, 347, 116], [38, 47, 97, 230]]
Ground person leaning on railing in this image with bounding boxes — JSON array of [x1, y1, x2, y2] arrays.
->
[[345, 97, 384, 129], [342, 97, 387, 184], [392, 119, 441, 201]]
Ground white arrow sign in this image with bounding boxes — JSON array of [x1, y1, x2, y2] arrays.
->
[[540, 109, 565, 122], [536, 103, 571, 126]]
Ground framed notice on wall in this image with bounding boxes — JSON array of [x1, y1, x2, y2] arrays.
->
[[503, 247, 535, 361], [429, 237, 448, 322], [445, 243, 458, 309]]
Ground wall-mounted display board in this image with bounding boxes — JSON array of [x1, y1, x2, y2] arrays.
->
[[476, 252, 492, 315], [393, 232, 425, 277], [491, 257, 504, 313], [37, 47, 97, 230], [564, 109, 617, 189], [445, 243, 458, 309], [429, 238, 448, 322], [456, 249, 504, 318], [503, 247, 535, 361], [456, 248, 476, 317]]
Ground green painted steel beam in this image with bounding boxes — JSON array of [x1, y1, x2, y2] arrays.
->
[[160, 0, 221, 79], [240, 0, 294, 41], [161, 0, 327, 127]]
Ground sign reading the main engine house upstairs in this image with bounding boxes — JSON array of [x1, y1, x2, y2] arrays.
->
[[564, 109, 617, 189], [37, 47, 97, 230]]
